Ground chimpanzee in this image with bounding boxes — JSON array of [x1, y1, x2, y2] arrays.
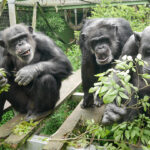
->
[[0, 32, 4, 65], [79, 18, 133, 108], [0, 24, 72, 121], [102, 26, 150, 125]]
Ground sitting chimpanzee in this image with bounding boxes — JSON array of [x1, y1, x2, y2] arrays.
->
[[0, 24, 72, 121], [102, 26, 150, 125], [79, 18, 133, 108]]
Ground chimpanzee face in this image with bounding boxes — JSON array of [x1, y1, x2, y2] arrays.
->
[[90, 35, 114, 65], [88, 25, 118, 65], [0, 24, 36, 63], [80, 22, 119, 65]]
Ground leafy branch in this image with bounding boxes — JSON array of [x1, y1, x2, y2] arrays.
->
[[0, 68, 10, 95], [89, 54, 150, 112]]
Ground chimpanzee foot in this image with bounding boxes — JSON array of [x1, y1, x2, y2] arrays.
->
[[25, 111, 50, 121], [81, 100, 94, 109]]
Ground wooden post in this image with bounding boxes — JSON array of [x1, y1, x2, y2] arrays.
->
[[74, 8, 77, 27], [8, 0, 16, 26], [32, 2, 37, 30]]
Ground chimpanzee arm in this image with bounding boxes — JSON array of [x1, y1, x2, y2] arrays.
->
[[15, 33, 72, 86]]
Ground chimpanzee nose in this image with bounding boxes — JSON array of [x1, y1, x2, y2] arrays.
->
[[98, 53, 107, 60]]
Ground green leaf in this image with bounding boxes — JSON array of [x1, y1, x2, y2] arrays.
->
[[131, 130, 136, 139], [95, 72, 105, 77], [119, 92, 129, 99], [100, 86, 109, 93], [124, 84, 131, 94], [129, 62, 133, 68], [124, 75, 131, 82], [125, 130, 130, 140], [143, 129, 150, 136], [94, 82, 102, 86], [138, 60, 144, 66], [116, 96, 121, 106], [89, 86, 98, 93], [103, 94, 117, 104], [103, 89, 118, 104], [115, 64, 126, 70], [142, 74, 150, 79], [144, 95, 149, 101], [114, 134, 122, 141], [132, 68, 136, 72]]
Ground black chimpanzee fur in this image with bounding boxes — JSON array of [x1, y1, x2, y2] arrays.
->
[[102, 26, 150, 125], [0, 24, 72, 121], [79, 18, 133, 108]]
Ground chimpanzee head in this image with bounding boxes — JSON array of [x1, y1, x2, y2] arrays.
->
[[80, 21, 119, 65], [134, 26, 150, 74], [0, 24, 36, 63]]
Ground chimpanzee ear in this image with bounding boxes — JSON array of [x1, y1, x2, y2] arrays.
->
[[0, 40, 5, 48], [28, 26, 33, 34], [134, 32, 141, 47], [81, 33, 87, 41]]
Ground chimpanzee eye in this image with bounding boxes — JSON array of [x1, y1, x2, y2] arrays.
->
[[91, 40, 99, 49], [99, 38, 110, 44]]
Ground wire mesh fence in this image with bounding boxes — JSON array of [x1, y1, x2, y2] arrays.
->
[[0, 9, 9, 30]]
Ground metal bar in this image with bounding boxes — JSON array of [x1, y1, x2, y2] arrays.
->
[[30, 1, 150, 11]]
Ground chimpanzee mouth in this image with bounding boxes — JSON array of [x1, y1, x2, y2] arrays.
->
[[21, 50, 31, 57], [96, 57, 109, 64]]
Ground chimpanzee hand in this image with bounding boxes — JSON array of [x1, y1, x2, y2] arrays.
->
[[0, 72, 7, 87], [102, 103, 127, 125], [15, 66, 38, 86]]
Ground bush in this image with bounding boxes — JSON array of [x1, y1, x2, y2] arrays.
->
[[91, 0, 150, 31]]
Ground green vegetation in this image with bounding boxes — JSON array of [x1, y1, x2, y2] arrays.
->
[[40, 98, 79, 135], [91, 0, 150, 31], [36, 11, 68, 51], [13, 120, 38, 135], [65, 44, 81, 71], [0, 69, 12, 127], [0, 110, 14, 127], [89, 54, 148, 106], [0, 146, 13, 150], [67, 54, 150, 149], [0, 68, 10, 95], [86, 54, 150, 149], [68, 115, 150, 150]]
